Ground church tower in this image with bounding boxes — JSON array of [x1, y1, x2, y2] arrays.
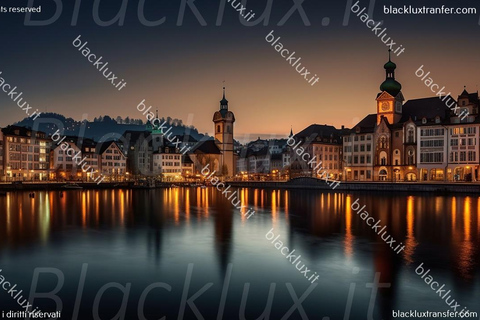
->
[[213, 87, 236, 176], [376, 50, 404, 125], [151, 109, 164, 152]]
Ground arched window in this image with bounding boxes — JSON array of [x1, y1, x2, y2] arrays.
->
[[380, 151, 387, 166], [407, 128, 414, 143], [217, 125, 221, 133], [407, 149, 415, 165], [379, 136, 387, 149]]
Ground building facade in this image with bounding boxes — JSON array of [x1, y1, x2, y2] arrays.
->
[[344, 53, 480, 182], [290, 124, 344, 180], [98, 141, 127, 181], [152, 146, 183, 180], [50, 137, 100, 181], [1, 126, 50, 181]]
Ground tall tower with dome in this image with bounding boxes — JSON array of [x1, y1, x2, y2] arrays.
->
[[376, 50, 404, 125]]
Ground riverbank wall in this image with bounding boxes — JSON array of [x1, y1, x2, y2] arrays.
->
[[1, 178, 480, 194]]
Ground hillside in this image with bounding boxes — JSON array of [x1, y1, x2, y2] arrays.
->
[[14, 113, 207, 142]]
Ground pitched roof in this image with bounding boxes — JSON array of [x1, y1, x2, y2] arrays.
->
[[97, 141, 125, 156], [400, 96, 451, 122], [192, 140, 221, 154], [467, 92, 479, 104], [294, 124, 344, 143], [2, 125, 48, 138], [122, 130, 153, 148], [50, 136, 98, 152], [348, 114, 377, 134], [176, 135, 198, 143]]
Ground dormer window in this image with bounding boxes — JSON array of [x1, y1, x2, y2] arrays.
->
[[422, 118, 427, 124], [435, 116, 441, 124]]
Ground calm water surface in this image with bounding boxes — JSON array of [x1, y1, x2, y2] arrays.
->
[[0, 188, 479, 320]]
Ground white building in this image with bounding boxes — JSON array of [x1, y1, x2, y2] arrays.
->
[[417, 90, 480, 182], [152, 146, 182, 180], [50, 137, 109, 181], [51, 138, 83, 180], [98, 141, 127, 181]]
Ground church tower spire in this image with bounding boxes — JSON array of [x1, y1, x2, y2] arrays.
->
[[220, 86, 228, 110], [380, 49, 402, 97], [376, 50, 404, 125], [213, 84, 236, 177]]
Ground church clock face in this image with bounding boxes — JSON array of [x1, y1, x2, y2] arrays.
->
[[381, 102, 390, 111]]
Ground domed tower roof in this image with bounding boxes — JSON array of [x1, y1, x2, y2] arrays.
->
[[213, 85, 235, 122], [380, 50, 402, 96], [384, 60, 396, 70]]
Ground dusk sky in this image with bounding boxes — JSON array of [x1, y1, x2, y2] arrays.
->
[[1, 0, 479, 140]]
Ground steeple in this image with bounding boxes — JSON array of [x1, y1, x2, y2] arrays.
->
[[380, 49, 402, 97], [220, 86, 228, 110], [213, 83, 236, 177], [289, 126, 293, 138]]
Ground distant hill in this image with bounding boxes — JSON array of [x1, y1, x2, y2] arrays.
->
[[14, 113, 207, 142]]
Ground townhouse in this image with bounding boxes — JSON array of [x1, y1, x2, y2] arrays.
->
[[290, 124, 344, 180], [97, 141, 127, 181], [1, 126, 50, 181]]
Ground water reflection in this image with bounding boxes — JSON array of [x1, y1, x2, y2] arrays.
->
[[0, 188, 479, 318], [403, 195, 417, 264], [344, 195, 354, 258]]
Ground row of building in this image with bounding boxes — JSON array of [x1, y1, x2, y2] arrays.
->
[[0, 88, 237, 182], [284, 54, 480, 182], [1, 55, 479, 183], [0, 125, 198, 182]]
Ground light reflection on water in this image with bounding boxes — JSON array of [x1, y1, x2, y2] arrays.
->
[[0, 188, 479, 319]]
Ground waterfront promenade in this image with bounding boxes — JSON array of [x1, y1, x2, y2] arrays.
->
[[2, 178, 480, 193]]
